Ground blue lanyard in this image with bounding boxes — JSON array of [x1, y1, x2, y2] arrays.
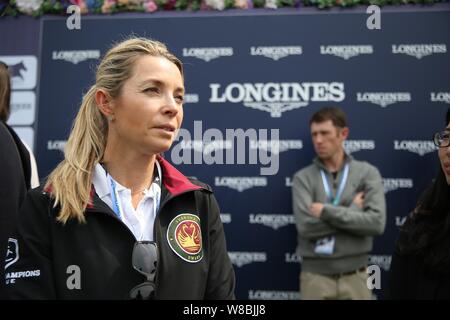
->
[[153, 176, 161, 216], [107, 170, 162, 220], [107, 174, 122, 219], [320, 163, 349, 206]]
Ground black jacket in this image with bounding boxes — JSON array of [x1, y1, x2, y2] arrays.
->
[[5, 156, 235, 299], [0, 121, 30, 299]]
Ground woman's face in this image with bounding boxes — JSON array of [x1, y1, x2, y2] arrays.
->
[[111, 55, 184, 155], [439, 121, 450, 185]]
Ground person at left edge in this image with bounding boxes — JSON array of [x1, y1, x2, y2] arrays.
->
[[0, 61, 31, 299], [4, 37, 235, 299]]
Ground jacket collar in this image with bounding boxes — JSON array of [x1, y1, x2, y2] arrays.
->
[[156, 155, 203, 196], [92, 159, 163, 199], [44, 155, 203, 212], [313, 152, 353, 172], [42, 185, 96, 209]]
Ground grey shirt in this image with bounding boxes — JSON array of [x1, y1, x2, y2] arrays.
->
[[292, 154, 386, 275]]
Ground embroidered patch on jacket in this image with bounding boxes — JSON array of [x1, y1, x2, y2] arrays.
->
[[167, 213, 203, 263]]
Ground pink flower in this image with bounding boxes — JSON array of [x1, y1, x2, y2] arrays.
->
[[77, 0, 88, 13], [234, 0, 248, 9], [144, 0, 158, 12], [101, 0, 117, 13], [200, 0, 210, 10]]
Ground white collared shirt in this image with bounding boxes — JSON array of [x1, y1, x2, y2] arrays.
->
[[92, 162, 162, 241]]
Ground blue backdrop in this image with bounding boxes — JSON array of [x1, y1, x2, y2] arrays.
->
[[1, 6, 450, 299]]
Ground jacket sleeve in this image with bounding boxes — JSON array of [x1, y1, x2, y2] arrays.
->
[[5, 190, 56, 299], [0, 121, 28, 299], [319, 165, 386, 236], [204, 194, 236, 300], [292, 172, 338, 239]]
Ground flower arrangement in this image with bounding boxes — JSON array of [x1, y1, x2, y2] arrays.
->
[[0, 0, 447, 17]]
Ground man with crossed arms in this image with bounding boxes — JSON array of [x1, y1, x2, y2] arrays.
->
[[292, 107, 386, 300]]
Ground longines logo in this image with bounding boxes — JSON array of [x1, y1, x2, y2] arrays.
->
[[392, 44, 447, 59], [249, 214, 295, 230], [47, 140, 67, 152], [220, 213, 232, 224], [210, 82, 345, 118], [180, 140, 233, 155], [431, 92, 450, 104], [285, 252, 302, 263], [228, 252, 267, 268], [382, 178, 413, 194], [215, 177, 267, 192], [11, 102, 32, 112], [184, 94, 199, 104], [320, 45, 373, 60], [357, 92, 411, 108], [52, 50, 101, 64], [9, 92, 35, 126], [394, 140, 437, 156], [343, 140, 375, 154], [250, 140, 303, 155], [250, 46, 303, 61], [368, 255, 392, 272], [248, 290, 300, 300], [182, 47, 233, 62]]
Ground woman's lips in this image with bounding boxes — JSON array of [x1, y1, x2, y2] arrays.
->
[[154, 124, 176, 132]]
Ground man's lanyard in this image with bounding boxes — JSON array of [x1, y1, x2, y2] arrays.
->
[[106, 164, 162, 220], [320, 163, 349, 206]]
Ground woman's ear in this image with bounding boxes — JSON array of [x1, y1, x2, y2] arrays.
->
[[95, 89, 115, 121]]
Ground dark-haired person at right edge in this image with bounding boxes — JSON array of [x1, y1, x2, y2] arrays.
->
[[388, 107, 450, 299]]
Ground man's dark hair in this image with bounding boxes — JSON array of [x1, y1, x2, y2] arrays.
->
[[309, 107, 347, 128]]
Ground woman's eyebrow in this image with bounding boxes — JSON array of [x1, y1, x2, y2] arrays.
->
[[139, 79, 162, 87], [139, 79, 184, 93], [174, 86, 185, 94]]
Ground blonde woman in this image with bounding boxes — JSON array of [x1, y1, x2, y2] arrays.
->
[[5, 38, 235, 299]]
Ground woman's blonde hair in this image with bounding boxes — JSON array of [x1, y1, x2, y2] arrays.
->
[[45, 37, 183, 224]]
